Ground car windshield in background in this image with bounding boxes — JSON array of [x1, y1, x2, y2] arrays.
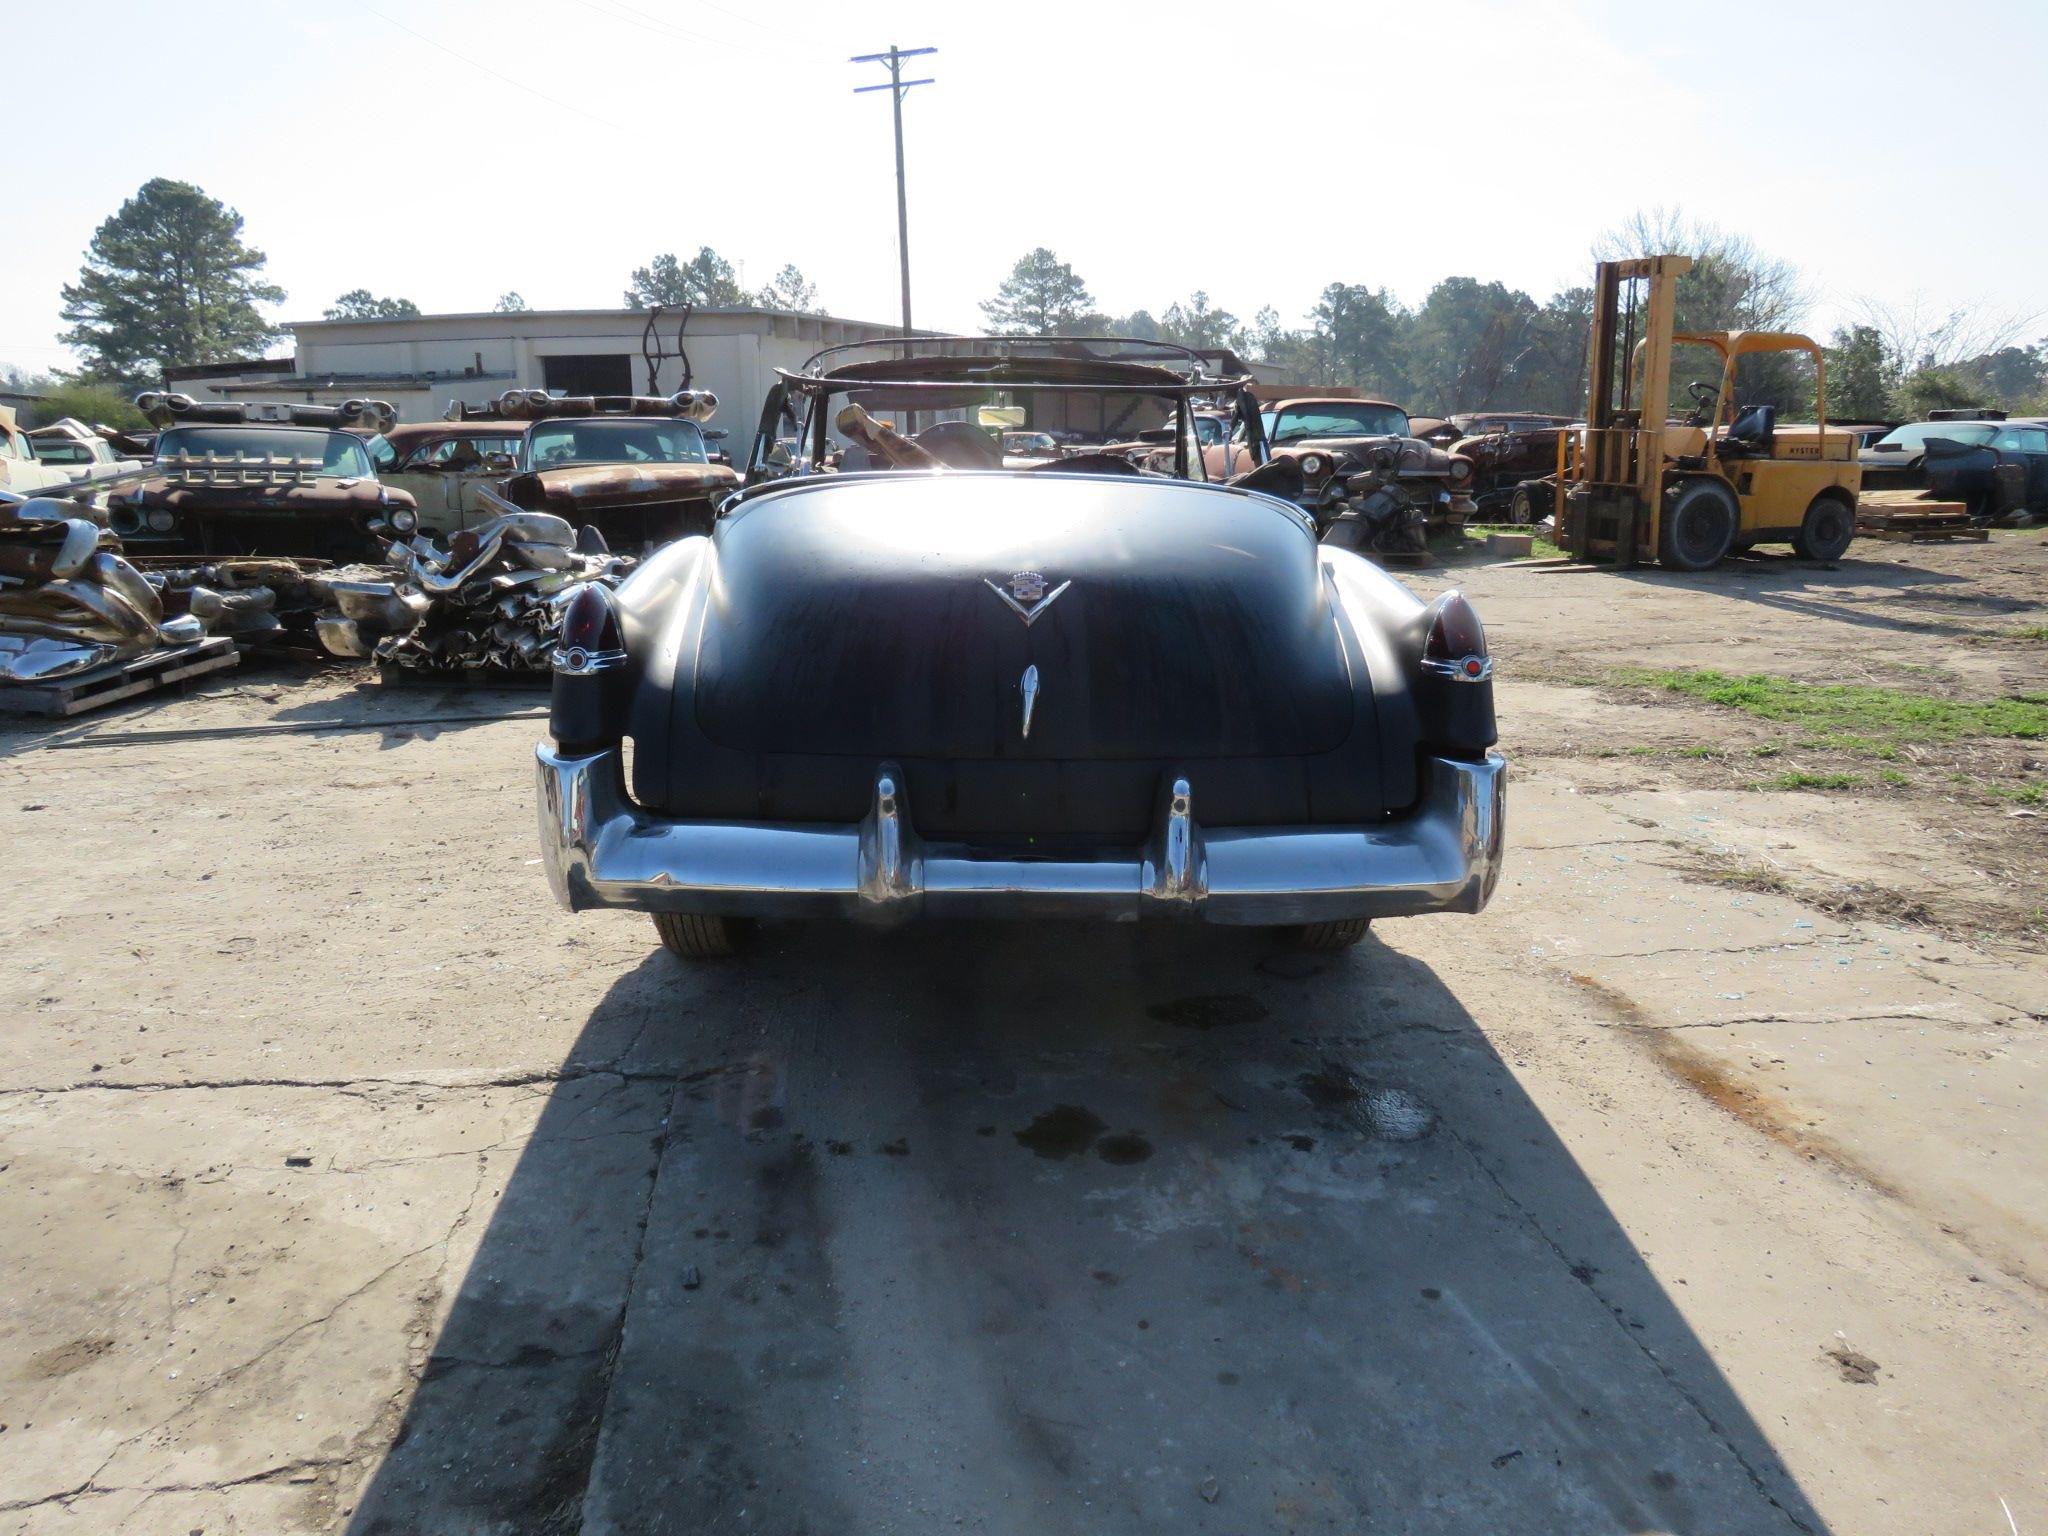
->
[[1266, 403, 1410, 441], [529, 419, 708, 466], [1876, 422, 1998, 449], [156, 426, 374, 477], [32, 440, 94, 463]]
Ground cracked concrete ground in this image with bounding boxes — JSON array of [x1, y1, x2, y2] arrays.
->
[[1, 535, 2043, 1535]]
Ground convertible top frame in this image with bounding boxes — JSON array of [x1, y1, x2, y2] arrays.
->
[[745, 335, 1269, 489]]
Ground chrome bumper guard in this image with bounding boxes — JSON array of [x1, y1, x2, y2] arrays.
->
[[536, 746, 1505, 925]]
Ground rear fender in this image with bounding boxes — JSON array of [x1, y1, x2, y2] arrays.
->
[[1321, 548, 1425, 809]]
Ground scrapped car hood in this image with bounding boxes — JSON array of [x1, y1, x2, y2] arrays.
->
[[507, 461, 739, 511], [688, 473, 1355, 762], [1277, 434, 1458, 474], [129, 477, 413, 515]]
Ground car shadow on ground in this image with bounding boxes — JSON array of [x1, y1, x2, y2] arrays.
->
[[346, 920, 1830, 1536]]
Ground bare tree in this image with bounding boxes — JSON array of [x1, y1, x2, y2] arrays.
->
[[1594, 206, 1810, 332], [1851, 292, 2035, 374]]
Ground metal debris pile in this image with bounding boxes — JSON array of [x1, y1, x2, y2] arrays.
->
[[147, 558, 341, 645], [0, 494, 206, 682], [313, 508, 634, 671]]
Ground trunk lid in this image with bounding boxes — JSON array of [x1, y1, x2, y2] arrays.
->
[[692, 474, 1354, 761]]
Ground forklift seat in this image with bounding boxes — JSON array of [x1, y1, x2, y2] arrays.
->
[[1727, 404, 1776, 451]]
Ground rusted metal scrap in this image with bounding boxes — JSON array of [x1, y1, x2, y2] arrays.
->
[[0, 494, 206, 681], [311, 503, 635, 671]]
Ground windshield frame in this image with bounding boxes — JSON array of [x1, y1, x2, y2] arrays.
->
[[522, 417, 710, 469], [745, 374, 1268, 489], [154, 425, 376, 479], [1264, 402, 1412, 444]]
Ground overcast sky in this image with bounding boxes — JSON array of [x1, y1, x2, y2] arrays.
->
[[5, 0, 2043, 376]]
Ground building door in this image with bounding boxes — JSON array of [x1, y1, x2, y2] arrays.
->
[[542, 354, 634, 396]]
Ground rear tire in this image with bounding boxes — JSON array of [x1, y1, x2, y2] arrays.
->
[[1791, 493, 1855, 561], [652, 911, 747, 960], [1288, 918, 1372, 950], [1657, 479, 1739, 571]]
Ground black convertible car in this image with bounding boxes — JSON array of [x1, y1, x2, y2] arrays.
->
[[536, 338, 1505, 958]]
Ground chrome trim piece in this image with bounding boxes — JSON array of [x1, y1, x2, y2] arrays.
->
[[314, 615, 372, 659], [552, 645, 629, 676], [856, 766, 916, 904], [1019, 664, 1040, 739], [1421, 654, 1493, 682], [982, 575, 1072, 627], [1143, 778, 1204, 906], [536, 746, 1505, 926]]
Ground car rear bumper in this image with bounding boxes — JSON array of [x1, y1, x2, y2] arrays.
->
[[536, 744, 1505, 925]]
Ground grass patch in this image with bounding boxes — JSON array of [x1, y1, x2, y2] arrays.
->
[[1452, 524, 1566, 561], [1756, 770, 1865, 791], [1878, 768, 1911, 786], [2013, 624, 2048, 642], [1606, 668, 2048, 744], [1984, 782, 2047, 805]]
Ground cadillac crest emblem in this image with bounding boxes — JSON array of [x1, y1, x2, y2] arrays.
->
[[984, 569, 1071, 627]]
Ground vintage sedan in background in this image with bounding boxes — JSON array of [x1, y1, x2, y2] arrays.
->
[[369, 420, 526, 535], [536, 337, 1504, 960], [1861, 418, 2048, 521], [1203, 396, 1478, 525], [109, 396, 417, 561], [446, 389, 741, 546]]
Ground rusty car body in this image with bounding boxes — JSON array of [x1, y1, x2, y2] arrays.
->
[[1449, 424, 1574, 520], [453, 389, 740, 546], [370, 420, 527, 535], [1202, 396, 1478, 526], [109, 396, 418, 562]]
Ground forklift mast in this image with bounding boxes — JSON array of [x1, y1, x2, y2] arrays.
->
[[1561, 254, 1692, 563]]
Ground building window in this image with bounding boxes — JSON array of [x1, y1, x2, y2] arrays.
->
[[542, 354, 634, 396]]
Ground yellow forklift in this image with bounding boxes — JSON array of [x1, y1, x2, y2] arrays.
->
[[1556, 255, 1862, 569]]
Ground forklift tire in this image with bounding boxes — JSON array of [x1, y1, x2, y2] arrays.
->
[[652, 911, 749, 960], [1791, 494, 1855, 561], [1658, 479, 1739, 571]]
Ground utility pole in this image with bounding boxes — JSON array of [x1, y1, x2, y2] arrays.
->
[[852, 44, 934, 336]]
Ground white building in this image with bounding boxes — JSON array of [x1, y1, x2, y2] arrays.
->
[[167, 306, 922, 441]]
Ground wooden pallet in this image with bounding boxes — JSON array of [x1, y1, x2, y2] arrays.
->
[[1855, 500, 1988, 543], [0, 636, 239, 717]]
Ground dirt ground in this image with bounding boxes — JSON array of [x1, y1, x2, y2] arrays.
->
[[1, 531, 2043, 1535]]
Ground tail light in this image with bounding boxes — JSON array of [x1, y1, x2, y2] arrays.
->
[[1422, 591, 1490, 682], [550, 583, 630, 752], [554, 582, 626, 674]]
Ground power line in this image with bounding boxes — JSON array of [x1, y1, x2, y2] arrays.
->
[[851, 45, 935, 336], [610, 0, 780, 42], [361, 5, 628, 131], [569, 0, 821, 66]]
